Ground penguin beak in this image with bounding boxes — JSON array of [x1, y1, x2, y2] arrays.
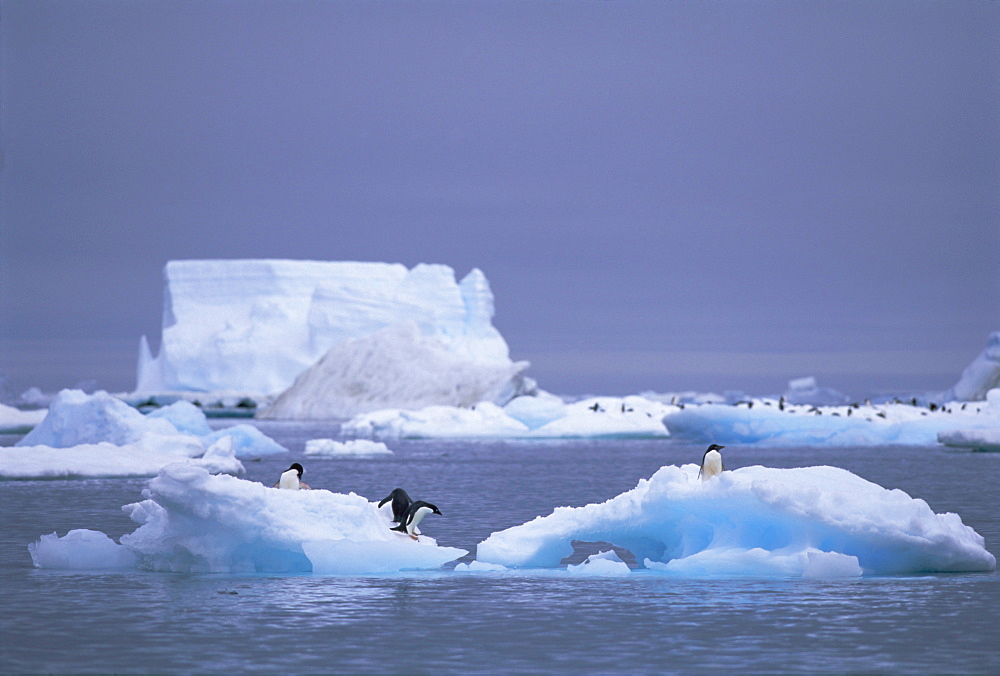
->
[[434, 508, 442, 515]]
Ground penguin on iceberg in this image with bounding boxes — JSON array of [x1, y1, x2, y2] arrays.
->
[[274, 463, 311, 490], [698, 444, 725, 481], [378, 488, 413, 523], [390, 501, 442, 541]]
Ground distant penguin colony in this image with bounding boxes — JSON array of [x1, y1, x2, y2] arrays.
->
[[390, 500, 442, 541], [698, 444, 725, 481], [274, 463, 311, 490]]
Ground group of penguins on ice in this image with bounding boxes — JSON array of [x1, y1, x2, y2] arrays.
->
[[271, 444, 726, 541]]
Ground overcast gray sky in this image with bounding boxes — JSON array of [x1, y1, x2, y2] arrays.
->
[[2, 0, 998, 397]]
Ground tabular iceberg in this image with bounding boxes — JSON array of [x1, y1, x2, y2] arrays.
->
[[136, 260, 532, 414], [30, 463, 467, 574], [475, 464, 996, 577]]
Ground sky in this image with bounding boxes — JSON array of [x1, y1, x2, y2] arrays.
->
[[1, 0, 998, 398]]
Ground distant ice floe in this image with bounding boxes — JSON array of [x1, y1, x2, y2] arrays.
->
[[0, 403, 47, 434], [342, 394, 672, 439], [304, 438, 393, 457], [475, 464, 996, 577], [30, 463, 466, 574], [0, 391, 287, 480]]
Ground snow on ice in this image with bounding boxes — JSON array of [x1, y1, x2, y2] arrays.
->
[[30, 463, 466, 574], [475, 464, 996, 577], [304, 438, 394, 457], [0, 391, 288, 479], [136, 260, 532, 414]]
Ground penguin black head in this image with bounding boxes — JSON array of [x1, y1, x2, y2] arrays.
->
[[289, 463, 304, 478], [706, 444, 725, 453]]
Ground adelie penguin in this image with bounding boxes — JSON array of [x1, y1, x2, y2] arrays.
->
[[274, 463, 311, 490], [390, 501, 442, 541], [698, 444, 725, 481], [378, 488, 413, 523]]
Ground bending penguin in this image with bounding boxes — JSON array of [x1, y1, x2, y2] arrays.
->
[[274, 463, 311, 490], [390, 501, 442, 541], [378, 488, 413, 523], [698, 444, 725, 481]]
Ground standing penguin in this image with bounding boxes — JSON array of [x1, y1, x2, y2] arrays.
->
[[274, 463, 311, 490], [390, 501, 442, 541], [378, 488, 413, 523], [698, 444, 725, 481]]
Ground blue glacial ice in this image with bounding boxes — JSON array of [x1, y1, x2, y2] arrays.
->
[[475, 464, 996, 577]]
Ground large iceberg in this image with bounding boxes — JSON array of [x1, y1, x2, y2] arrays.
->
[[941, 331, 1000, 401], [137, 260, 531, 409], [30, 463, 467, 574], [475, 464, 996, 576]]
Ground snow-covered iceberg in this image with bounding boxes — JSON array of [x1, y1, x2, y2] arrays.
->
[[475, 464, 995, 576], [0, 391, 286, 479], [260, 321, 531, 419], [30, 463, 466, 574], [137, 260, 531, 411], [341, 395, 671, 439], [941, 331, 1000, 401], [304, 438, 393, 457]]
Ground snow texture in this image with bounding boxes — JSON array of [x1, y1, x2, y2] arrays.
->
[[260, 321, 531, 419], [29, 463, 466, 574], [0, 403, 47, 433], [942, 331, 1000, 401], [475, 464, 996, 577], [137, 260, 527, 402]]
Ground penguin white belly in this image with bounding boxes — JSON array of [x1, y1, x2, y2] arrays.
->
[[278, 470, 300, 490], [407, 506, 434, 535], [701, 451, 723, 481]]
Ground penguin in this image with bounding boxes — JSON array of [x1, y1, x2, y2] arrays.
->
[[378, 488, 413, 523], [698, 444, 725, 481], [390, 500, 442, 540], [274, 463, 311, 490]]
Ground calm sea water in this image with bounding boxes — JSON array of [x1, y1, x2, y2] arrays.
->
[[2, 423, 999, 673]]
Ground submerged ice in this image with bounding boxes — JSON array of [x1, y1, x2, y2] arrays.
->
[[30, 463, 467, 574], [475, 464, 996, 577]]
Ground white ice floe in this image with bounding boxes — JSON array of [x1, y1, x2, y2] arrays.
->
[[136, 260, 532, 413], [342, 395, 671, 439], [304, 438, 393, 457], [0, 403, 47, 433], [0, 390, 294, 479], [937, 427, 1000, 452], [475, 464, 996, 577], [662, 398, 998, 446], [566, 549, 632, 577], [29, 463, 466, 574]]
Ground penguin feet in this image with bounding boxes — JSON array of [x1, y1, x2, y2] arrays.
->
[[409, 534, 419, 541]]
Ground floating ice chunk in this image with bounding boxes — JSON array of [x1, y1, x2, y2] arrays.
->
[[783, 376, 850, 406], [188, 435, 245, 476], [454, 560, 509, 572], [663, 400, 998, 446], [0, 403, 47, 433], [0, 441, 200, 480], [18, 390, 193, 454], [475, 464, 995, 576], [567, 549, 632, 576], [202, 424, 288, 458], [304, 438, 393, 457], [146, 400, 212, 436], [342, 395, 670, 439], [937, 427, 1000, 452], [503, 393, 567, 430], [30, 463, 471, 574], [29, 529, 136, 570]]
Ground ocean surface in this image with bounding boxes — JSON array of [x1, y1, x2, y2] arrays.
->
[[2, 422, 999, 673]]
